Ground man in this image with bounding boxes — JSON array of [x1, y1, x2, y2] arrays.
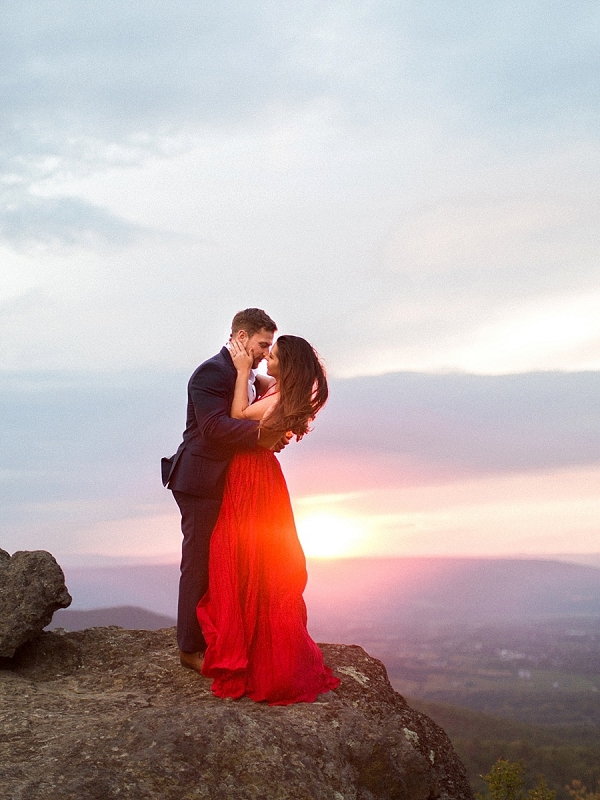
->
[[162, 308, 288, 674]]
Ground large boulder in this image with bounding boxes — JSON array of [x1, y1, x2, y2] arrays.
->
[[0, 549, 72, 657], [0, 626, 473, 799]]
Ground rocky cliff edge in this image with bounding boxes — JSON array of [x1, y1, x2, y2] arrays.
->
[[0, 626, 473, 800]]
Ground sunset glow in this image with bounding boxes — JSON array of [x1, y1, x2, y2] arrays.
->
[[295, 511, 366, 559], [64, 463, 600, 566]]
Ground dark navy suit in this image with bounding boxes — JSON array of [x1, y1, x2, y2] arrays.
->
[[162, 346, 259, 653]]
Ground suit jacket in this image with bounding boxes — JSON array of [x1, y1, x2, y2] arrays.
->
[[161, 347, 260, 497]]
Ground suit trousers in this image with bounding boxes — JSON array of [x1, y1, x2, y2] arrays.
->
[[173, 490, 223, 654]]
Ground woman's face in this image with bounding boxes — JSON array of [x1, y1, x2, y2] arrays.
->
[[266, 342, 280, 378]]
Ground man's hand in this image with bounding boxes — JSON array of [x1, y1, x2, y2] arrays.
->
[[272, 430, 293, 453], [258, 427, 293, 452]]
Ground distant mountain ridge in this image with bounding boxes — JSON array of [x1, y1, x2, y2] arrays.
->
[[58, 557, 600, 635], [307, 557, 600, 626]]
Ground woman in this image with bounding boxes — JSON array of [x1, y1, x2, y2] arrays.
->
[[196, 335, 340, 705]]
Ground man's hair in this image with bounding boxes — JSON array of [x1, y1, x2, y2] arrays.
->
[[231, 308, 277, 337]]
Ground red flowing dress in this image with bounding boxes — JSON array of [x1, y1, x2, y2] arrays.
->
[[196, 449, 340, 705]]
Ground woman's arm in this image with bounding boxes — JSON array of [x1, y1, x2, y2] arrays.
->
[[229, 339, 280, 422], [229, 339, 254, 419], [238, 392, 280, 421]]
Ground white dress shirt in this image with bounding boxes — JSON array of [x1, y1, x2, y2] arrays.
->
[[248, 370, 257, 406]]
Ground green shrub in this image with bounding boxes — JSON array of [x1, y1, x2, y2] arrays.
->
[[477, 759, 555, 800], [566, 780, 600, 800]]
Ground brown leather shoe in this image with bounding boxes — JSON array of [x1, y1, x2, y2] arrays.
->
[[179, 649, 205, 675]]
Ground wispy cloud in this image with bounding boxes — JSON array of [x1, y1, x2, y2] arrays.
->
[[1, 1, 599, 373]]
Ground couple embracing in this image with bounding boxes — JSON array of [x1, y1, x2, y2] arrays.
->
[[162, 308, 340, 706]]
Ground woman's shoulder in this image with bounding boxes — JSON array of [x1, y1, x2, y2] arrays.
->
[[244, 389, 279, 421]]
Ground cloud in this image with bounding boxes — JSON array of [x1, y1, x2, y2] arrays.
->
[[0, 193, 140, 248], [4, 1, 600, 185], [2, 3, 599, 559], [2, 2, 285, 125], [1, 367, 599, 557], [1, 1, 599, 375], [288, 369, 600, 481]]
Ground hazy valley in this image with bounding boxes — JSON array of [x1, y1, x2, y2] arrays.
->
[[46, 556, 600, 797]]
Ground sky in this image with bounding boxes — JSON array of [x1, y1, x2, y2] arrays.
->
[[1, 1, 599, 564]]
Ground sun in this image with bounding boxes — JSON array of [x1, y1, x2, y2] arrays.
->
[[295, 511, 365, 558]]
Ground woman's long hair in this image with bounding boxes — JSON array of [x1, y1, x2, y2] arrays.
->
[[263, 335, 328, 439]]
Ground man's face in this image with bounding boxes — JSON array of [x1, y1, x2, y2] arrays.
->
[[237, 327, 275, 369]]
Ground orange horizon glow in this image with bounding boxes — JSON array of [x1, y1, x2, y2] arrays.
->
[[59, 463, 600, 564]]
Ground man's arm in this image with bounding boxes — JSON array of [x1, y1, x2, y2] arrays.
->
[[190, 362, 259, 449]]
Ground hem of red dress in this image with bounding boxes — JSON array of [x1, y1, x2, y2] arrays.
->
[[208, 675, 341, 706]]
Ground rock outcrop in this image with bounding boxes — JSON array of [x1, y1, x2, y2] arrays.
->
[[0, 626, 473, 799], [0, 549, 71, 657]]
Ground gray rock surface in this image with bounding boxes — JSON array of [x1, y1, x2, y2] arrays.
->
[[0, 626, 473, 799], [0, 549, 72, 657]]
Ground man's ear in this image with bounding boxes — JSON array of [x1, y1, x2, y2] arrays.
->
[[237, 330, 248, 344]]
